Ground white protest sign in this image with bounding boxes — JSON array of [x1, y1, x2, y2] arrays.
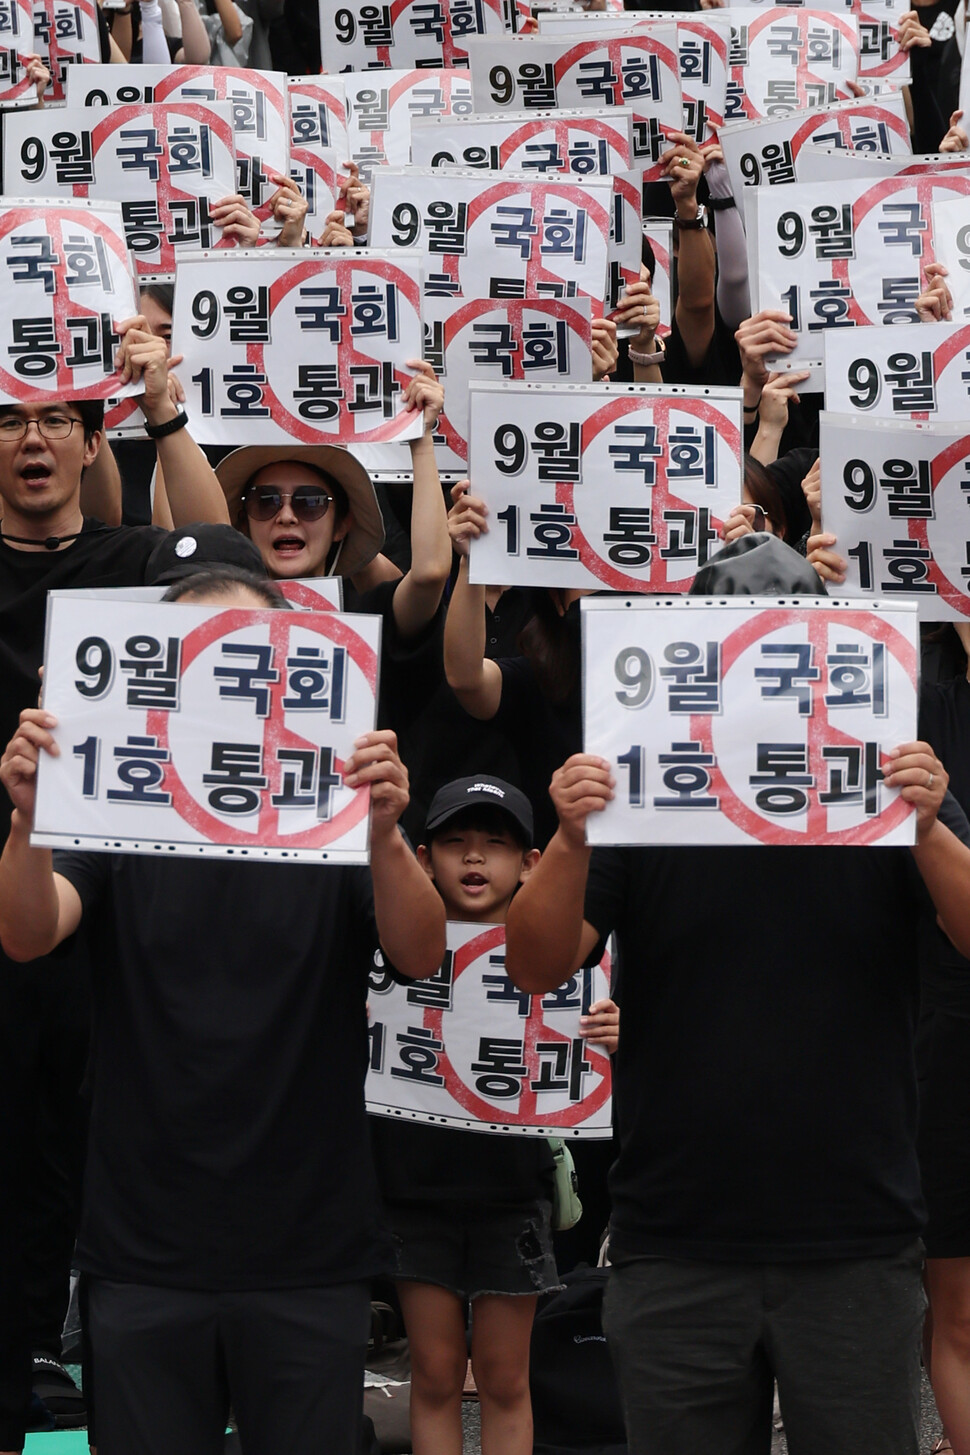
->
[[823, 323, 970, 420], [467, 382, 743, 592], [0, 0, 41, 108], [66, 65, 289, 224], [957, 34, 970, 121], [582, 595, 919, 846], [32, 0, 101, 102], [342, 69, 472, 176], [464, 29, 683, 176], [423, 295, 592, 472], [932, 196, 970, 322], [317, 0, 529, 72], [4, 104, 238, 278], [34, 596, 381, 862], [410, 107, 634, 175], [723, 9, 859, 123], [368, 168, 618, 313], [820, 412, 970, 620], [718, 94, 911, 224], [0, 199, 140, 404], [856, 2, 909, 84], [749, 173, 970, 370], [172, 248, 425, 447], [287, 78, 348, 245], [644, 216, 672, 341], [366, 922, 613, 1137], [532, 13, 729, 148]]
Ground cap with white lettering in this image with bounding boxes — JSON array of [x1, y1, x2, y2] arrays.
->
[[424, 776, 534, 846]]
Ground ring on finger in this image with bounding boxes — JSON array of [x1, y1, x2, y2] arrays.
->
[[927, 771, 935, 789], [679, 156, 691, 168]]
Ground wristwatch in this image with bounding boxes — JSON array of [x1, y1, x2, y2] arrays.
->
[[673, 205, 709, 231]]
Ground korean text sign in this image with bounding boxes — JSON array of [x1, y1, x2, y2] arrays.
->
[[172, 248, 425, 447], [317, 0, 528, 72], [32, 0, 101, 102], [467, 382, 743, 592], [3, 103, 238, 277], [0, 199, 140, 404], [724, 8, 859, 122], [0, 0, 41, 107], [424, 296, 593, 473], [820, 412, 970, 620], [368, 168, 622, 313], [582, 596, 918, 846], [34, 595, 381, 863], [65, 65, 289, 223], [823, 322, 970, 421], [366, 922, 613, 1137], [749, 173, 970, 368], [410, 107, 635, 176]]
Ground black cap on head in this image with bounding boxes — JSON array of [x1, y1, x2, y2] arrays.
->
[[689, 532, 828, 598], [145, 524, 267, 586], [425, 776, 534, 846]]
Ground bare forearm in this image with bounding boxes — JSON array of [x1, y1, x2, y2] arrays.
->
[[370, 826, 446, 978], [505, 829, 591, 992], [749, 422, 784, 467], [154, 433, 229, 525], [0, 814, 61, 961], [674, 226, 716, 368], [392, 435, 450, 639], [176, 0, 212, 61], [80, 441, 123, 525], [913, 819, 970, 959], [443, 557, 501, 716]]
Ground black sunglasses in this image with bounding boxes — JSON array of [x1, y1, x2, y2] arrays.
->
[[242, 485, 334, 523]]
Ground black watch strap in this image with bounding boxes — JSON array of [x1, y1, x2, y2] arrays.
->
[[708, 195, 737, 212], [144, 410, 189, 439]]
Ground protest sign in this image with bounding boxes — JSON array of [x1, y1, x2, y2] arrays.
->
[[172, 247, 425, 447], [582, 594, 919, 847], [368, 168, 623, 313], [366, 922, 613, 1137], [32, 0, 101, 102], [423, 295, 592, 472], [463, 29, 684, 175], [749, 173, 970, 370], [3, 104, 238, 278], [342, 68, 472, 176], [287, 78, 348, 244], [0, 199, 140, 403], [532, 11, 729, 147], [0, 0, 41, 108], [723, 8, 859, 122], [317, 0, 529, 72], [66, 64, 289, 223], [823, 323, 970, 420], [931, 195, 970, 321], [410, 107, 635, 174], [466, 382, 743, 592], [34, 595, 379, 862], [820, 412, 970, 620], [719, 93, 911, 223]]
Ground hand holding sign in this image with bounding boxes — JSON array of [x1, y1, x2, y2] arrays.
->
[[0, 708, 59, 824]]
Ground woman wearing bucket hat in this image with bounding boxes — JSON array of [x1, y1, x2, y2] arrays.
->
[[215, 361, 450, 640]]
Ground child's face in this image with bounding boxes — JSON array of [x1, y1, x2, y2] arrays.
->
[[419, 822, 538, 923]]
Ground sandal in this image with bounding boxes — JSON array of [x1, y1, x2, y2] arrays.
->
[[32, 1352, 86, 1429], [929, 1439, 953, 1454]]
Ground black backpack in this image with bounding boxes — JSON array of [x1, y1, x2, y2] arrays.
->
[[529, 1267, 627, 1455]]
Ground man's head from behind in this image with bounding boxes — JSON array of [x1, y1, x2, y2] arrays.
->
[[689, 532, 828, 598], [0, 400, 104, 535], [417, 777, 539, 924]]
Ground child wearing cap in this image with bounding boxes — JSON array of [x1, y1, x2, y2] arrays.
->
[[371, 775, 618, 1455]]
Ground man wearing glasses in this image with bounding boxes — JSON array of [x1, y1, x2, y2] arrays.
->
[[0, 315, 227, 1455]]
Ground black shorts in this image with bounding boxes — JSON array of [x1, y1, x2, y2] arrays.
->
[[918, 1006, 970, 1258], [386, 1199, 560, 1300]]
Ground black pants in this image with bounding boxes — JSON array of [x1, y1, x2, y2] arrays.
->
[[602, 1243, 925, 1455], [0, 953, 90, 1450], [85, 1278, 372, 1455]]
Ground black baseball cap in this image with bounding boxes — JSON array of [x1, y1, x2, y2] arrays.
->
[[145, 524, 267, 585], [689, 532, 828, 598], [424, 776, 534, 846]]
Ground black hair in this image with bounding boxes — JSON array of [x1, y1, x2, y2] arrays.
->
[[0, 399, 104, 440], [641, 234, 656, 283], [140, 282, 175, 317], [517, 589, 581, 705], [426, 804, 532, 851], [744, 454, 789, 542], [162, 566, 291, 608]]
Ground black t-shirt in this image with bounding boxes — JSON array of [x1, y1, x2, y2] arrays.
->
[[0, 521, 164, 849], [919, 676, 970, 1016], [371, 1119, 554, 1208], [582, 834, 964, 1263], [53, 851, 392, 1289]]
